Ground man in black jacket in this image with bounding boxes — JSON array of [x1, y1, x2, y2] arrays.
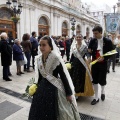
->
[[65, 36, 71, 61], [30, 31, 38, 69], [0, 32, 12, 81], [88, 26, 113, 105]]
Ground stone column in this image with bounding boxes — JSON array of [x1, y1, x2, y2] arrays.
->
[[81, 21, 86, 36], [50, 8, 54, 36], [53, 13, 58, 36]]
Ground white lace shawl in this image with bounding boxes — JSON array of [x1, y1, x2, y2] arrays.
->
[[34, 52, 60, 83], [70, 39, 87, 59]]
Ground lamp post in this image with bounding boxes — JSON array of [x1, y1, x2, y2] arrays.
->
[[113, 5, 117, 14], [6, 0, 23, 38], [70, 17, 76, 36]]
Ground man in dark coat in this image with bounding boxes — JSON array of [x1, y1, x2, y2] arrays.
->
[[30, 31, 39, 69], [59, 37, 65, 58], [70, 34, 75, 44], [65, 36, 71, 61], [0, 32, 12, 81], [7, 35, 14, 48], [88, 26, 113, 105]]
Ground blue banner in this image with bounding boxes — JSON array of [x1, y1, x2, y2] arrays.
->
[[106, 14, 120, 33]]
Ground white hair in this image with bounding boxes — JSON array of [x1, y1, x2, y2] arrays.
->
[[66, 36, 69, 39], [0, 32, 7, 40], [14, 39, 20, 44]]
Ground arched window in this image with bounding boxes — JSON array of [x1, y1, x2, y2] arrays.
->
[[39, 17, 48, 25], [86, 27, 90, 37], [76, 25, 81, 34], [0, 7, 13, 20], [38, 16, 49, 37], [62, 22, 68, 36], [62, 22, 67, 28], [86, 27, 89, 32]]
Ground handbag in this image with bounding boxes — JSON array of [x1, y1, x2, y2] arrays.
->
[[23, 53, 27, 64]]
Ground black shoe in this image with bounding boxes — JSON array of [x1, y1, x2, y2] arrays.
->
[[20, 72, 24, 74], [101, 94, 105, 101], [8, 73, 12, 76], [16, 73, 21, 76], [113, 70, 115, 72], [91, 99, 99, 105], [27, 70, 32, 72], [107, 70, 110, 73], [3, 78, 12, 81], [24, 69, 27, 72], [75, 96, 79, 101]]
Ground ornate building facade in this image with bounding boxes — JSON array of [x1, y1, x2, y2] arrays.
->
[[0, 0, 100, 39]]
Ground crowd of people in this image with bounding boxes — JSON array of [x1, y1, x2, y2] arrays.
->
[[0, 26, 120, 120], [0, 32, 39, 81]]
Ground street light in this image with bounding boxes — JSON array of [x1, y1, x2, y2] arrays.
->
[[70, 17, 76, 35], [113, 5, 116, 14], [6, 0, 23, 38], [12, 0, 17, 8], [6, 0, 23, 14], [6, 0, 11, 8]]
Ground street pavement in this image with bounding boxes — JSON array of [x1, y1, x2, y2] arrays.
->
[[0, 58, 120, 120]]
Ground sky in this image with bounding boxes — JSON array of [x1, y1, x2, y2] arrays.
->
[[81, 0, 118, 7]]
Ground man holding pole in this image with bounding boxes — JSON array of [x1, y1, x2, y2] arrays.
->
[[88, 26, 113, 105]]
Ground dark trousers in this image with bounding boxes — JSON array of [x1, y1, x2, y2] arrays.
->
[[24, 52, 31, 70], [92, 62, 107, 86], [66, 50, 70, 61], [31, 50, 38, 69], [107, 54, 116, 71], [8, 66, 11, 75], [3, 66, 9, 79], [32, 55, 35, 69], [60, 50, 65, 58]]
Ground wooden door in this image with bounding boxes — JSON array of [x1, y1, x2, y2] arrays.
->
[[62, 28, 68, 37], [0, 19, 15, 38], [38, 25, 49, 37]]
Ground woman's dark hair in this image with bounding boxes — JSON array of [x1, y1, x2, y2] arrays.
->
[[22, 33, 30, 41], [83, 36, 86, 39], [40, 35, 53, 50]]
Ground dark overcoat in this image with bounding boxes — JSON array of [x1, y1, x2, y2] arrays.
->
[[1, 39, 12, 66]]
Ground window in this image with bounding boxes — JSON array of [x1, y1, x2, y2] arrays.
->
[[0, 7, 13, 20], [62, 22, 67, 28], [39, 17, 48, 25]]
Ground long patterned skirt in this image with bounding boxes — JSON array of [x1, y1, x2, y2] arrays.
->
[[28, 78, 80, 120], [28, 78, 58, 120], [70, 58, 94, 96]]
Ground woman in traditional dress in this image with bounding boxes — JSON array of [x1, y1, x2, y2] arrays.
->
[[70, 34, 94, 97], [28, 35, 80, 120]]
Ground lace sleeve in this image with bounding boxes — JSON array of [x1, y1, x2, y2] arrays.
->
[[56, 63, 73, 96]]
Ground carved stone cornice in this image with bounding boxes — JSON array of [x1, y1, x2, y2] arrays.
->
[[82, 21, 85, 25], [18, 0, 100, 25], [53, 13, 60, 17]]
